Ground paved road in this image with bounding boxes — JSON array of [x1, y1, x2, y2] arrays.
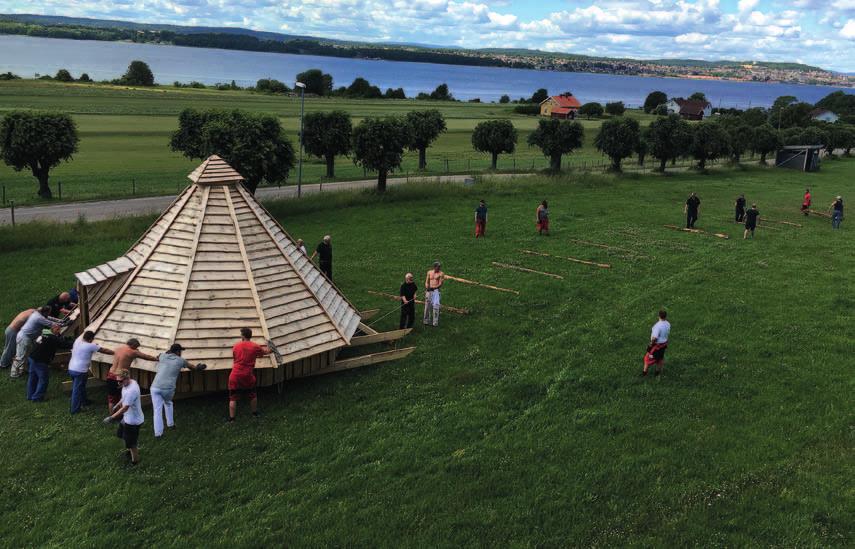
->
[[0, 173, 532, 225]]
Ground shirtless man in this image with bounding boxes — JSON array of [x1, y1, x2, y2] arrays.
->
[[423, 261, 445, 327], [2, 308, 34, 369], [105, 338, 157, 412]]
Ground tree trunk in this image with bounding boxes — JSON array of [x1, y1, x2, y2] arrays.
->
[[638, 153, 645, 166], [733, 153, 741, 164], [698, 157, 707, 170], [377, 169, 388, 193], [671, 157, 677, 166], [659, 158, 667, 172], [491, 152, 498, 170], [245, 178, 260, 195], [759, 152, 767, 165], [35, 168, 52, 199], [419, 148, 427, 170], [325, 154, 335, 178], [611, 158, 622, 172], [550, 153, 561, 171]]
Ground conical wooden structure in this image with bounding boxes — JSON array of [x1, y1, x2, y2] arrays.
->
[[72, 156, 411, 395]]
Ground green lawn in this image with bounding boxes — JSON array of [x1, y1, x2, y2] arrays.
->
[[0, 161, 852, 545], [0, 80, 657, 206]]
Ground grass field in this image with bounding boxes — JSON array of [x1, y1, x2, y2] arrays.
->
[[0, 160, 853, 545], [0, 80, 658, 206]]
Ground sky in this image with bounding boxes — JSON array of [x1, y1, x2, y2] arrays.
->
[[2, 1, 854, 72]]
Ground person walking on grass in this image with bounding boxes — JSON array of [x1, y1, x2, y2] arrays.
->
[[11, 306, 59, 379], [801, 188, 811, 216], [735, 194, 746, 223], [103, 369, 143, 466], [68, 331, 113, 414], [2, 308, 34, 370], [399, 273, 417, 329], [106, 339, 157, 414], [311, 235, 333, 281], [536, 200, 550, 235], [744, 203, 760, 239], [423, 262, 445, 327], [474, 199, 488, 238], [150, 344, 207, 438], [643, 310, 670, 377], [685, 192, 701, 229], [227, 328, 272, 423], [831, 196, 844, 229], [26, 325, 73, 402]]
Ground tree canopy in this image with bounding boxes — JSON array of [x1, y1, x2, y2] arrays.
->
[[255, 78, 289, 94], [689, 92, 707, 101], [750, 124, 781, 164], [471, 119, 517, 169], [579, 102, 604, 119], [121, 60, 154, 86], [689, 121, 730, 170], [594, 117, 640, 171], [429, 83, 454, 101], [345, 77, 383, 99], [351, 116, 411, 192], [643, 91, 667, 114], [405, 110, 447, 170], [296, 69, 333, 96], [0, 111, 79, 199], [527, 118, 584, 171], [54, 69, 73, 82], [605, 101, 626, 116], [302, 111, 352, 179], [169, 108, 295, 194], [648, 114, 692, 171], [499, 94, 510, 104], [530, 88, 549, 104]]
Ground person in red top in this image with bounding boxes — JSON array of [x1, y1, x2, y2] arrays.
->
[[228, 327, 271, 422], [802, 188, 811, 216]]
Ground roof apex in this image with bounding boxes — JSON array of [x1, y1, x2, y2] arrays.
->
[[187, 155, 245, 186]]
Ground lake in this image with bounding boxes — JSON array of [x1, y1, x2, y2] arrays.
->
[[0, 35, 850, 108]]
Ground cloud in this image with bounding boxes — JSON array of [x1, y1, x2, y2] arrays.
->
[[842, 19, 855, 38], [675, 32, 708, 44]]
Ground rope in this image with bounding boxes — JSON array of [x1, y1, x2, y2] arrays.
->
[[367, 302, 405, 327]]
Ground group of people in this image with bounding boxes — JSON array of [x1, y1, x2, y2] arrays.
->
[[470, 199, 552, 238], [295, 235, 334, 280], [2, 290, 76, 381], [800, 188, 844, 228], [397, 261, 445, 330]]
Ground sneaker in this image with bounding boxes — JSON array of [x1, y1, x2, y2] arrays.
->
[[225, 417, 235, 423], [641, 370, 648, 377], [168, 425, 176, 430]]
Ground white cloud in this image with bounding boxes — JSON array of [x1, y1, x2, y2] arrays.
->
[[675, 32, 708, 44], [738, 0, 758, 13], [841, 19, 855, 38]]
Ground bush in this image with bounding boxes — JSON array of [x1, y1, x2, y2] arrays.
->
[[0, 72, 21, 80], [605, 101, 626, 116], [255, 78, 289, 94], [579, 102, 604, 119], [55, 69, 73, 82], [121, 60, 155, 86], [513, 105, 540, 116], [78, 73, 92, 83], [499, 94, 510, 104]]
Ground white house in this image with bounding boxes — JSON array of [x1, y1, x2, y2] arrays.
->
[[666, 98, 713, 120], [810, 109, 839, 123]]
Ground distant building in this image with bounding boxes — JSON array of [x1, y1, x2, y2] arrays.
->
[[540, 93, 581, 119], [666, 98, 713, 120], [776, 145, 822, 172], [810, 108, 839, 123]]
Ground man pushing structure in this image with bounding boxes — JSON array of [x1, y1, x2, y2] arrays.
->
[[423, 261, 444, 327], [105, 339, 158, 413]]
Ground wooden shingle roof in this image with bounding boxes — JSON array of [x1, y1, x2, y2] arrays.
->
[[85, 156, 360, 372], [187, 154, 244, 186]]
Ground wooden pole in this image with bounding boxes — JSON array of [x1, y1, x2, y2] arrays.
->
[[807, 209, 832, 219], [759, 217, 802, 227], [367, 291, 470, 315], [724, 219, 782, 231], [445, 274, 520, 295], [663, 225, 730, 239], [491, 262, 564, 279], [520, 250, 610, 269], [566, 238, 648, 258]]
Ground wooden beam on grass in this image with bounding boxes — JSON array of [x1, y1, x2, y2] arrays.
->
[[724, 219, 782, 231], [359, 308, 381, 320], [664, 225, 730, 239], [445, 274, 520, 295], [566, 238, 650, 259], [807, 209, 832, 219], [491, 261, 564, 279], [349, 328, 412, 347], [760, 217, 802, 227], [367, 291, 470, 315], [305, 346, 417, 376], [520, 250, 610, 269]]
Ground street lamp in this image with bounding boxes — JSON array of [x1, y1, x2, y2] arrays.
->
[[295, 81, 306, 198]]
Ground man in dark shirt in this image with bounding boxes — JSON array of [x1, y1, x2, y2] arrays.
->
[[311, 235, 333, 280], [46, 292, 75, 318], [735, 194, 746, 222], [743, 203, 760, 239], [27, 325, 73, 401], [474, 200, 488, 238], [685, 192, 701, 229], [831, 196, 844, 229], [399, 273, 418, 329]]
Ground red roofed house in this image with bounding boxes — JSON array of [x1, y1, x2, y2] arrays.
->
[[540, 93, 581, 119], [666, 98, 713, 120]]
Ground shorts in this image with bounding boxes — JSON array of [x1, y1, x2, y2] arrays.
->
[[745, 222, 756, 231], [228, 373, 257, 401], [537, 219, 549, 231], [644, 343, 668, 366], [106, 376, 122, 408], [117, 422, 141, 449]]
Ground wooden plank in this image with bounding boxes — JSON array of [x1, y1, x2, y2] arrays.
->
[[445, 274, 520, 294], [298, 347, 416, 377], [663, 225, 730, 239], [349, 328, 411, 347], [807, 209, 832, 219], [359, 309, 380, 320], [492, 261, 565, 279], [519, 250, 611, 269], [366, 291, 470, 315], [566, 238, 651, 258], [759, 218, 801, 227]]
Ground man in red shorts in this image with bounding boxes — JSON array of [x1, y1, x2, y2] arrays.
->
[[642, 309, 670, 377], [801, 188, 811, 216], [227, 327, 271, 422]]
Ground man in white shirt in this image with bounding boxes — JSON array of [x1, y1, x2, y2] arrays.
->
[[103, 369, 144, 466], [68, 331, 113, 414], [643, 310, 671, 377]]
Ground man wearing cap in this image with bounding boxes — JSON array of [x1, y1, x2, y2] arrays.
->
[[105, 339, 158, 413], [311, 235, 333, 280], [26, 325, 73, 402], [11, 306, 59, 379], [68, 330, 114, 414], [150, 343, 207, 438], [103, 369, 144, 466], [228, 328, 272, 422], [2, 308, 34, 370], [423, 261, 445, 327], [399, 273, 418, 329], [831, 196, 844, 229]]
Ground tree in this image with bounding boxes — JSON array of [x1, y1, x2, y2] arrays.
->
[[636, 127, 650, 166], [255, 78, 289, 94], [578, 102, 604, 119], [530, 88, 548, 104], [741, 107, 768, 127], [406, 110, 446, 170], [798, 126, 829, 147], [170, 109, 295, 194], [605, 101, 626, 116], [769, 96, 812, 129], [121, 60, 155, 86], [726, 123, 752, 164], [78, 73, 92, 83], [384, 87, 406, 99], [429, 83, 453, 101], [296, 69, 333, 96], [689, 92, 707, 101], [648, 114, 691, 172], [689, 121, 730, 170], [302, 111, 352, 178], [643, 91, 667, 114], [499, 94, 510, 104], [346, 77, 382, 98], [351, 117, 411, 192], [471, 120, 517, 169], [55, 69, 73, 82], [527, 118, 584, 171], [594, 117, 640, 171], [0, 111, 79, 199], [653, 103, 669, 116], [750, 124, 781, 164]]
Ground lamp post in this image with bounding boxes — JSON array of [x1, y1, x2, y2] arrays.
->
[[295, 81, 306, 198]]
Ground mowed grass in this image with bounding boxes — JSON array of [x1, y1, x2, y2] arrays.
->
[[0, 80, 657, 206], [0, 160, 853, 545]]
